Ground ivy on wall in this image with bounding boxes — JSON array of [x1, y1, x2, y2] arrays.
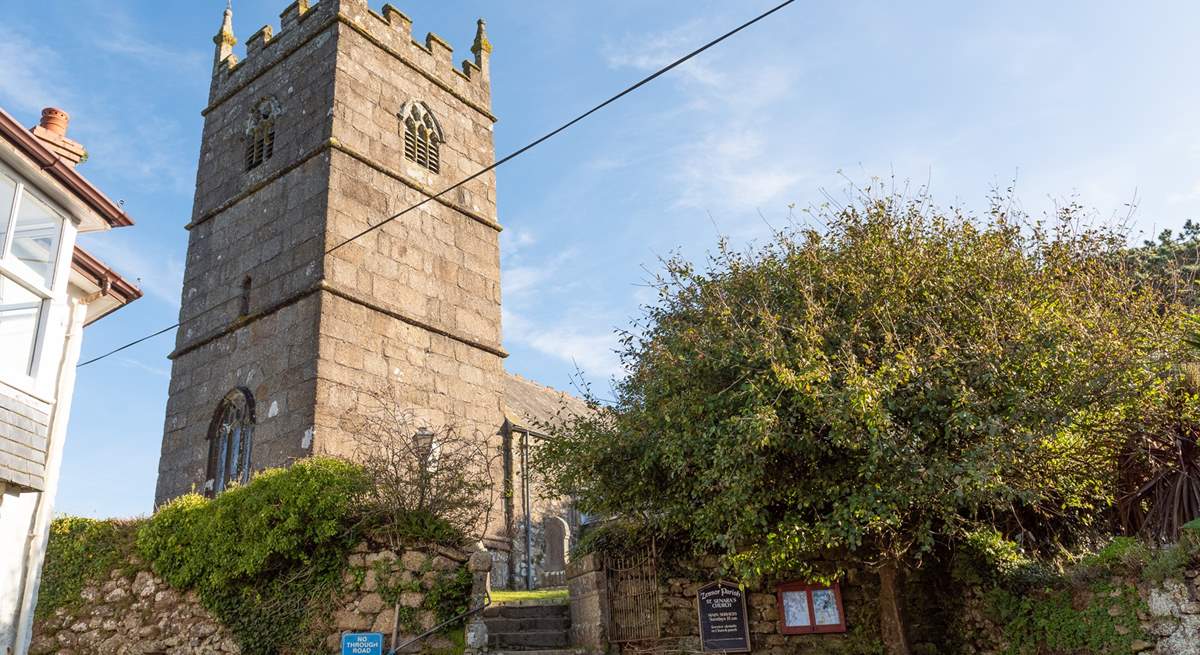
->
[[36, 517, 139, 620], [954, 522, 1200, 654], [138, 457, 369, 653], [38, 457, 474, 655]]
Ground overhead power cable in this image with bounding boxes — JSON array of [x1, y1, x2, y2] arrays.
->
[[77, 323, 179, 368], [76, 0, 797, 369], [327, 0, 797, 253]]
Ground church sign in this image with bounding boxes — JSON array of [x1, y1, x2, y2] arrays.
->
[[696, 581, 751, 652]]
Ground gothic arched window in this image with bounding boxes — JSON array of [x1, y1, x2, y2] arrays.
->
[[244, 97, 280, 171], [205, 388, 255, 495], [401, 101, 443, 174]]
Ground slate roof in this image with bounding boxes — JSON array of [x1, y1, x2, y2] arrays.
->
[[502, 373, 589, 433]]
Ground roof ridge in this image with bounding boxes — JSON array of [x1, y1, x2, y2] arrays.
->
[[504, 371, 582, 400]]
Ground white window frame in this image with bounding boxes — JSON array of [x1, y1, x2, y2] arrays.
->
[[0, 160, 76, 392]]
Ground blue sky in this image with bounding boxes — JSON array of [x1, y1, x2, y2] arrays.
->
[[3, 1, 1200, 518]]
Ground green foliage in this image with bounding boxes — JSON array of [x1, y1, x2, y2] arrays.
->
[[394, 605, 420, 634], [425, 566, 474, 624], [366, 557, 473, 635], [985, 582, 1146, 655], [428, 627, 466, 655], [537, 188, 1185, 584], [1143, 544, 1191, 584], [1083, 537, 1147, 570], [137, 457, 369, 654], [383, 509, 466, 548], [573, 519, 652, 558], [36, 517, 139, 619], [1125, 221, 1200, 308], [952, 529, 1033, 585]]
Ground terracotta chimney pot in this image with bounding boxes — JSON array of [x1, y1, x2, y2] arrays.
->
[[40, 107, 70, 136], [31, 107, 86, 167], [40, 108, 70, 137]]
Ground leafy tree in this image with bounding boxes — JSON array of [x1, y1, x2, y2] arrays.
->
[[536, 189, 1185, 654], [1125, 221, 1200, 307]]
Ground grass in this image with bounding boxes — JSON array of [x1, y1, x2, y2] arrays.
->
[[489, 588, 569, 603]]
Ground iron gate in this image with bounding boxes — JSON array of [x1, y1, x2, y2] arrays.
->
[[605, 539, 661, 642]]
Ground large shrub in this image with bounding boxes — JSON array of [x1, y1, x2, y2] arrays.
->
[[536, 189, 1186, 653], [137, 457, 369, 653]]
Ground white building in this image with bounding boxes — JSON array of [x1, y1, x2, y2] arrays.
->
[[0, 106, 140, 655]]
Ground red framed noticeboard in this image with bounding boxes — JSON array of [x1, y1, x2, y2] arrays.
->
[[776, 581, 846, 634]]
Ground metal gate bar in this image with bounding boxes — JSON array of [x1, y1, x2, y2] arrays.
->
[[605, 539, 661, 642]]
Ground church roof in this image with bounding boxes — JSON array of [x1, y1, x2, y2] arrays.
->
[[502, 373, 589, 434]]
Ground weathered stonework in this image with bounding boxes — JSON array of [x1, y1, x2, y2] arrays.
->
[[30, 543, 484, 655], [572, 551, 1200, 654], [29, 568, 239, 655], [157, 0, 583, 588]]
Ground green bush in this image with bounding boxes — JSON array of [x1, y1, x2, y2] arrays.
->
[[36, 517, 139, 619], [382, 509, 466, 547], [425, 566, 474, 624], [137, 457, 369, 654], [985, 581, 1145, 655], [1083, 537, 1147, 570], [573, 519, 651, 558]]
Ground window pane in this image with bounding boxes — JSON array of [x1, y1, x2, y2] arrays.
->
[[781, 591, 811, 628], [812, 589, 841, 625], [0, 275, 42, 378], [0, 173, 15, 252], [12, 192, 63, 288]]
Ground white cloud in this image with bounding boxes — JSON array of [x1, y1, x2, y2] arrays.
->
[[500, 227, 538, 257], [91, 34, 206, 75], [502, 246, 581, 300], [604, 20, 725, 88], [605, 23, 806, 213], [503, 308, 622, 379], [0, 21, 197, 194], [0, 27, 73, 115]]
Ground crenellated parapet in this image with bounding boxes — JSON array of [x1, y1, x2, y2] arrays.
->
[[208, 0, 492, 117], [336, 0, 493, 111]]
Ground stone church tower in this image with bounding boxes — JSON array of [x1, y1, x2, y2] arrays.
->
[[156, 0, 580, 588]]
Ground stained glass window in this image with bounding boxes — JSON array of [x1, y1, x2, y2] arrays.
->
[[206, 388, 255, 495]]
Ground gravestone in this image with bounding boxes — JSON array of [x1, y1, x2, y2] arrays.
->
[[543, 516, 569, 580], [696, 581, 751, 653]]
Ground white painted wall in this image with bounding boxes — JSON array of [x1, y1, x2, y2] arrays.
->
[[0, 486, 36, 654]]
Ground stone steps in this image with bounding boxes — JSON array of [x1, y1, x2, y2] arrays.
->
[[488, 630, 570, 649], [485, 601, 571, 652], [487, 651, 582, 655], [484, 617, 570, 632], [483, 603, 569, 619]]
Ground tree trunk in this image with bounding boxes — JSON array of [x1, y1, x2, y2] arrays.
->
[[877, 558, 911, 655]]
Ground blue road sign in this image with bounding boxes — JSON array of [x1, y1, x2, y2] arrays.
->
[[342, 632, 384, 655]]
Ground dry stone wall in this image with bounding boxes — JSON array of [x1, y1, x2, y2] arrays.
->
[[567, 552, 883, 655], [30, 568, 237, 655], [956, 575, 1200, 655], [30, 543, 484, 655], [569, 552, 1200, 654]]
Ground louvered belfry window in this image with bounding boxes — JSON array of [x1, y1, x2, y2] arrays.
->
[[402, 101, 443, 174], [245, 98, 278, 171]]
